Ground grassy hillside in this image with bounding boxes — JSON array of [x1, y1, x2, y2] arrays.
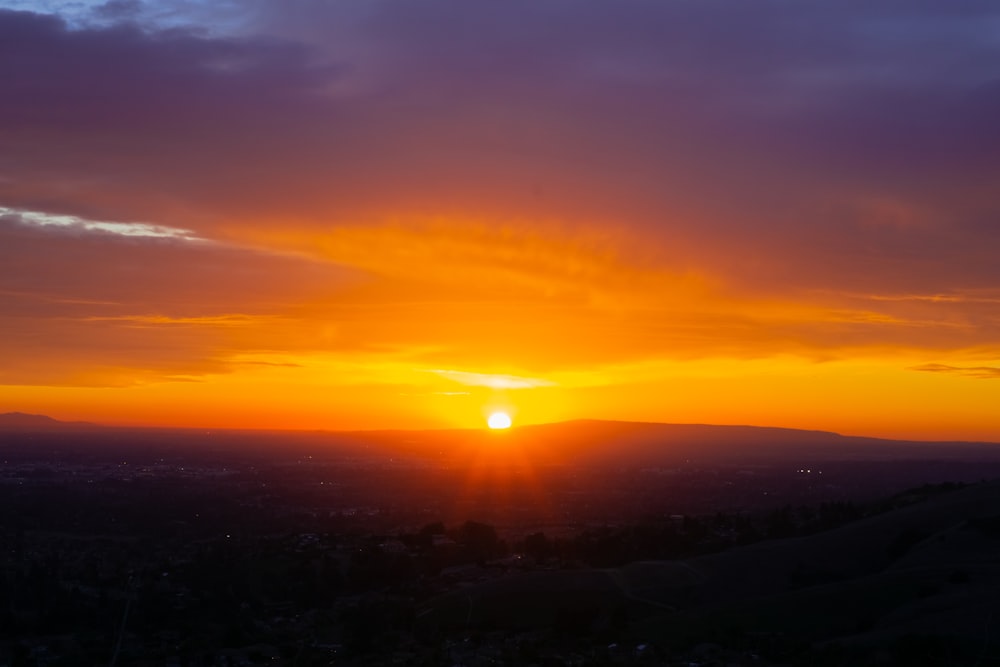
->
[[422, 480, 1000, 663]]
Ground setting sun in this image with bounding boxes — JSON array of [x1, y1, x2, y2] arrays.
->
[[487, 412, 512, 430], [2, 2, 1000, 444]]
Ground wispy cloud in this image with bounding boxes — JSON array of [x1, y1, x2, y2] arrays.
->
[[861, 293, 1000, 305], [910, 363, 1000, 379], [238, 360, 303, 368], [82, 314, 272, 327], [427, 369, 556, 389], [1, 207, 204, 242]]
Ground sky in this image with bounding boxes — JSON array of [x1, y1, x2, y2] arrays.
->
[[1, 1, 999, 439]]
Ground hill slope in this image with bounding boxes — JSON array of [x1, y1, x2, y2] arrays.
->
[[0, 412, 99, 431], [424, 480, 1000, 659]]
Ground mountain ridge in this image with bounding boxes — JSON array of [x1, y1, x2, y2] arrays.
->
[[5, 412, 1000, 471], [3, 412, 999, 447], [0, 412, 100, 431]]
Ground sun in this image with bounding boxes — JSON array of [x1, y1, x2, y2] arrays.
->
[[487, 411, 512, 430]]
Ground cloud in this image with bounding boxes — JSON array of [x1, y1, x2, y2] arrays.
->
[[0, 216, 355, 385], [81, 314, 273, 327], [92, 0, 141, 21], [2, 2, 999, 262], [910, 363, 1000, 380], [0, 215, 351, 316], [1, 206, 203, 240], [2, 2, 1000, 389], [864, 293, 1000, 305], [428, 369, 556, 390]]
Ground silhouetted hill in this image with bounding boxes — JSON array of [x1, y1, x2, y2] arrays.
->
[[5, 415, 999, 466], [345, 419, 1000, 466], [424, 479, 1000, 660], [639, 479, 1000, 654], [0, 411, 100, 431]]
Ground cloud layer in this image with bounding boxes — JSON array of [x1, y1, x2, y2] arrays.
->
[[1, 1, 999, 434]]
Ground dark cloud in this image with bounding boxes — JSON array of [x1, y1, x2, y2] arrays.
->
[[92, 0, 142, 21], [0, 9, 344, 223], [1, 2, 999, 296]]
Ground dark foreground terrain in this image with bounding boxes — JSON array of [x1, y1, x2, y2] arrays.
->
[[3, 415, 1000, 665]]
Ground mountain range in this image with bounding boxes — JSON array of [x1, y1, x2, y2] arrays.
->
[[3, 412, 1000, 466], [0, 411, 99, 431]]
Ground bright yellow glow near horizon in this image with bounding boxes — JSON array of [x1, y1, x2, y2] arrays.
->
[[487, 411, 512, 430], [3, 352, 1000, 441], [4, 220, 1000, 442], [4, 4, 1000, 451]]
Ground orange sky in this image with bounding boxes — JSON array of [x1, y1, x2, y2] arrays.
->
[[2, 2, 1000, 441]]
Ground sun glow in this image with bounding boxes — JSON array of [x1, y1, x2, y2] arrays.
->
[[487, 411, 512, 429]]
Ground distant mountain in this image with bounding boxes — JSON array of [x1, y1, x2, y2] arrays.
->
[[0, 412, 101, 431], [346, 419, 1000, 466], [2, 414, 998, 464]]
